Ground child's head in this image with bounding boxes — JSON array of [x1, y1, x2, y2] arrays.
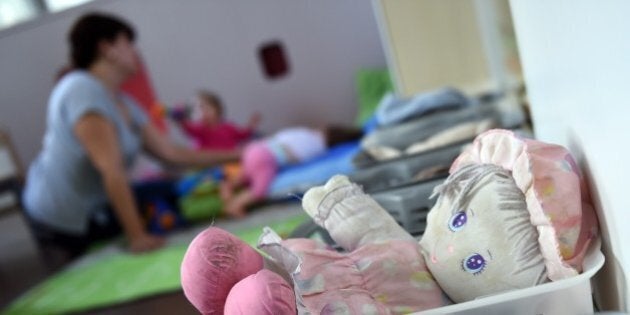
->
[[322, 125, 364, 147], [196, 90, 223, 125]]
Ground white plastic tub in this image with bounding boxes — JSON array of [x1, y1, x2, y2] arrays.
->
[[414, 239, 605, 315]]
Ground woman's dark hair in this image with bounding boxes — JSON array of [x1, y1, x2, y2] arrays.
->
[[197, 90, 224, 118], [69, 12, 136, 69]]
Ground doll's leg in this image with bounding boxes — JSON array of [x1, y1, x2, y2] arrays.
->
[[224, 269, 296, 314], [302, 175, 413, 252], [181, 227, 264, 314]]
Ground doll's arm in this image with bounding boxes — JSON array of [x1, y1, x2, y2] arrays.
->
[[301, 175, 413, 251]]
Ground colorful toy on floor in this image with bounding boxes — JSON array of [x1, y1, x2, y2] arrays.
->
[[144, 198, 185, 235], [177, 167, 224, 197], [176, 167, 225, 222], [178, 181, 223, 222]]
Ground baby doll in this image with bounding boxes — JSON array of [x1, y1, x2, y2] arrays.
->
[[181, 129, 598, 314]]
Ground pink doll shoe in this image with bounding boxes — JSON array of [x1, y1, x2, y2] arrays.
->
[[180, 227, 264, 314], [224, 269, 296, 314]]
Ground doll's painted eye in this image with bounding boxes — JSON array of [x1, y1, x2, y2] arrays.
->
[[448, 211, 467, 232], [462, 253, 486, 275]]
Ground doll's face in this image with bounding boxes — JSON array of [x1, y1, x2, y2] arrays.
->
[[419, 164, 547, 303]]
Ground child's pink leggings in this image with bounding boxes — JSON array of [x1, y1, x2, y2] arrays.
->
[[242, 141, 278, 198]]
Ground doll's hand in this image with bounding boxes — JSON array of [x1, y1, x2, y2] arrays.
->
[[129, 233, 165, 253], [302, 175, 413, 251]]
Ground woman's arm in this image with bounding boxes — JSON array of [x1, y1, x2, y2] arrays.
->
[[177, 120, 201, 138], [142, 122, 240, 167], [74, 113, 164, 253]]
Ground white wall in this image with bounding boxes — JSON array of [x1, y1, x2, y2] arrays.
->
[[0, 0, 386, 165], [510, 1, 629, 311]]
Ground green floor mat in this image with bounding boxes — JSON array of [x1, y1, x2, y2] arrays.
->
[[3, 213, 308, 315]]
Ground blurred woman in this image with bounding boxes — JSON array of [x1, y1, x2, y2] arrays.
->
[[22, 12, 238, 259]]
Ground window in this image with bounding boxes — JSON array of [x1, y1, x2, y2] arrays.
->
[[0, 0, 41, 30], [0, 0, 95, 31], [44, 0, 92, 12]]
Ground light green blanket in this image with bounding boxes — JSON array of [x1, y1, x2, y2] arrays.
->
[[3, 213, 308, 315]]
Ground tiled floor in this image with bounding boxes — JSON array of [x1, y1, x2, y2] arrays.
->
[[0, 201, 302, 314]]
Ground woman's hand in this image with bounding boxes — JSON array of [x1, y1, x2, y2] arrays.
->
[[129, 233, 165, 253]]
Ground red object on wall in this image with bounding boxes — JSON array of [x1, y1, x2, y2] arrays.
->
[[259, 41, 289, 79], [121, 54, 167, 132]]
